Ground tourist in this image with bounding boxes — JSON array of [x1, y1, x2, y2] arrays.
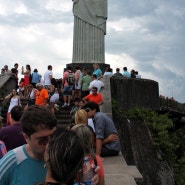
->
[[49, 85, 59, 115], [24, 84, 37, 110], [1, 68, 5, 75], [130, 69, 136, 78], [0, 105, 57, 185], [44, 65, 53, 90], [4, 65, 11, 75], [0, 106, 26, 151], [62, 66, 74, 107], [103, 65, 112, 77], [82, 102, 121, 157], [36, 127, 85, 185], [89, 74, 104, 94], [35, 83, 49, 107], [79, 99, 85, 109], [72, 124, 105, 185], [83, 87, 103, 106], [74, 65, 82, 99], [22, 64, 31, 86], [11, 63, 19, 89], [70, 98, 80, 122], [113, 68, 123, 77], [81, 70, 92, 98], [135, 71, 141, 78], [122, 67, 131, 78], [93, 63, 103, 79], [31, 68, 40, 88], [18, 78, 25, 97], [22, 64, 31, 98], [4, 89, 21, 125]]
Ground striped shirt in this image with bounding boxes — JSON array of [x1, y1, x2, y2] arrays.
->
[[0, 145, 46, 185]]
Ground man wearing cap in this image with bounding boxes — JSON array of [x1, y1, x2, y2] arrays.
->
[[35, 83, 49, 107]]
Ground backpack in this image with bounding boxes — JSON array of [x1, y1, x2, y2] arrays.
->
[[67, 71, 75, 85]]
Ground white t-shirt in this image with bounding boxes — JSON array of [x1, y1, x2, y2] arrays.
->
[[8, 98, 19, 113], [44, 70, 53, 85], [88, 118, 95, 132], [89, 79, 104, 94]]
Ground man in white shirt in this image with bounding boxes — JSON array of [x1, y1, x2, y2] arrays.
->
[[89, 74, 104, 94], [44, 65, 53, 89]]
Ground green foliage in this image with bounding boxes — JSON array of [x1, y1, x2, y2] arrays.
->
[[116, 106, 185, 185]]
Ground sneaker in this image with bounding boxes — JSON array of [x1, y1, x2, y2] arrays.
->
[[54, 104, 59, 108], [62, 104, 67, 108]]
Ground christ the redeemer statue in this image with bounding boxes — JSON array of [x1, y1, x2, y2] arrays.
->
[[72, 0, 107, 64]]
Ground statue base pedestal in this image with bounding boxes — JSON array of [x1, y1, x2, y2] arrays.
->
[[65, 63, 111, 74]]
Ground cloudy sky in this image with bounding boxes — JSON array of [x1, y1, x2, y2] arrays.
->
[[0, 0, 185, 103]]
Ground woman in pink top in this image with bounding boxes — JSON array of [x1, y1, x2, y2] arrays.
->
[[22, 64, 31, 97]]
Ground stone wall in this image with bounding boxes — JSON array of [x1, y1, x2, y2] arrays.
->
[[0, 75, 17, 97], [110, 77, 159, 111]]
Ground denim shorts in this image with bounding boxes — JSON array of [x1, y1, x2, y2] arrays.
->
[[63, 86, 73, 96]]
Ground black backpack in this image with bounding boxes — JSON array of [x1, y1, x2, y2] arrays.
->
[[67, 71, 75, 85]]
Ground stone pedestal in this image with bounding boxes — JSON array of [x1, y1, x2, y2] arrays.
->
[[100, 76, 113, 118], [65, 63, 110, 74], [64, 63, 113, 118]]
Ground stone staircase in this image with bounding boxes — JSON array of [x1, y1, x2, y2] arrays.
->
[[1, 98, 143, 184], [1, 98, 72, 127]]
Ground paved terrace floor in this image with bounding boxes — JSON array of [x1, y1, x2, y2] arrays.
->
[[103, 152, 143, 185]]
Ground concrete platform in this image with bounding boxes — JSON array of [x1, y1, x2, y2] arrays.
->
[[103, 153, 143, 185], [105, 174, 137, 185]]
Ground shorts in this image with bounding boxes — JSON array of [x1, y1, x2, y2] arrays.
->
[[75, 82, 81, 90], [50, 94, 59, 103], [63, 86, 73, 96]]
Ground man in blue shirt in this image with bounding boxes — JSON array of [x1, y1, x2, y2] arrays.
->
[[82, 102, 121, 157], [122, 66, 131, 78]]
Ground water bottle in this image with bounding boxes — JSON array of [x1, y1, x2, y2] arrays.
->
[[82, 156, 95, 185]]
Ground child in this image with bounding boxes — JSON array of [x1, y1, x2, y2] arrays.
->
[[70, 98, 80, 123], [72, 124, 105, 185]]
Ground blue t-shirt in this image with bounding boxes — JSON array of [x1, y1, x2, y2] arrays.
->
[[31, 72, 40, 83], [93, 69, 102, 78], [0, 145, 46, 185], [122, 71, 131, 78]]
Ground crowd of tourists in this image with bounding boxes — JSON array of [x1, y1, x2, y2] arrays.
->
[[0, 62, 141, 185]]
